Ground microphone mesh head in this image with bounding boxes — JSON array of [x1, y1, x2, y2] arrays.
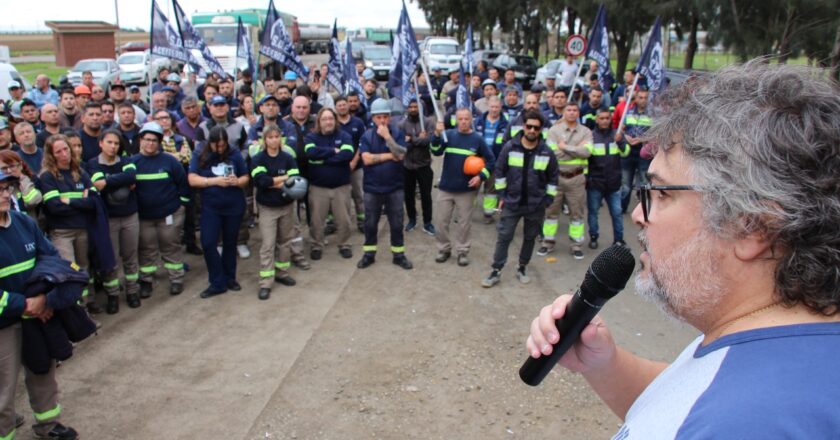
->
[[584, 244, 636, 298]]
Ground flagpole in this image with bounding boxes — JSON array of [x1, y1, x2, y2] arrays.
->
[[418, 59, 446, 142], [412, 73, 425, 132], [571, 55, 585, 102], [616, 74, 640, 134]]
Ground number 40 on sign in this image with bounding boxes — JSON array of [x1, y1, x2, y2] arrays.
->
[[565, 35, 587, 57]]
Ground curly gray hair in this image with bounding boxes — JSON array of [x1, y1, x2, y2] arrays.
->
[[646, 60, 840, 315]]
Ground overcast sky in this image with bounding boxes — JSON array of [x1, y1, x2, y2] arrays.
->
[[1, 0, 429, 31]]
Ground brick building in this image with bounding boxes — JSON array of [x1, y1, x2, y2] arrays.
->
[[45, 21, 118, 67]]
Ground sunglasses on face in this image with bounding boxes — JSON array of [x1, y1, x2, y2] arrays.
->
[[524, 124, 542, 131], [635, 183, 701, 223]]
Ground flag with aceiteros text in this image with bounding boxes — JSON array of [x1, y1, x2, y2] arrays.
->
[[585, 4, 616, 93], [260, 0, 308, 78], [638, 16, 666, 95], [150, 0, 188, 63]]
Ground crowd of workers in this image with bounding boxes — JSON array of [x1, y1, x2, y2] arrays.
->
[[0, 56, 655, 438]]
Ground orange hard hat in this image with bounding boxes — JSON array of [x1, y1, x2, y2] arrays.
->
[[74, 85, 92, 96], [463, 155, 485, 176]]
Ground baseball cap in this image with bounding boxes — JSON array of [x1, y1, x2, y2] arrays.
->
[[129, 85, 140, 92], [481, 79, 497, 88], [111, 82, 126, 90], [161, 86, 176, 93], [166, 73, 182, 83], [0, 171, 19, 184], [74, 85, 91, 96], [209, 95, 228, 106], [284, 71, 297, 81], [362, 69, 375, 80], [0, 118, 8, 131], [258, 95, 279, 106], [433, 66, 442, 72], [7, 80, 21, 90]]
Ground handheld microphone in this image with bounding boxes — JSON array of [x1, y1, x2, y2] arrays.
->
[[519, 243, 636, 386]]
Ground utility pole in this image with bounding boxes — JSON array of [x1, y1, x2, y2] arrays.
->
[[114, 0, 121, 57]]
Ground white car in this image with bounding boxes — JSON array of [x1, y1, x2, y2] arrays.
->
[[117, 51, 151, 85], [0, 63, 30, 101], [420, 37, 460, 72], [67, 58, 121, 92]]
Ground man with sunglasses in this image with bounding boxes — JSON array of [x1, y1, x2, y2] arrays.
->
[[526, 62, 840, 437], [482, 110, 558, 288], [538, 101, 592, 259]]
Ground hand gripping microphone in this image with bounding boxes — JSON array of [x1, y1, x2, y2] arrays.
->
[[520, 244, 636, 386]]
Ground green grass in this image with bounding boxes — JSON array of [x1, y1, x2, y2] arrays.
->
[[538, 51, 810, 72], [11, 50, 54, 57], [15, 62, 69, 86]]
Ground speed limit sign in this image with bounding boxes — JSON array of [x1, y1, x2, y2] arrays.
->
[[565, 34, 587, 57]]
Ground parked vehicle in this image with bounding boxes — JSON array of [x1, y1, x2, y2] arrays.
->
[[66, 58, 121, 93], [360, 45, 393, 81], [473, 50, 504, 67], [118, 51, 151, 85], [0, 63, 30, 101], [491, 53, 539, 88], [120, 41, 150, 53], [534, 59, 563, 86], [420, 37, 460, 72]]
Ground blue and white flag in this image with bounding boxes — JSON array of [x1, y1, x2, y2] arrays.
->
[[150, 0, 188, 63], [327, 20, 345, 93], [585, 4, 616, 93], [638, 16, 666, 95], [260, 0, 308, 78], [236, 18, 256, 75], [387, 0, 421, 107], [455, 71, 470, 110], [343, 38, 365, 96], [462, 24, 475, 76], [172, 0, 226, 78]]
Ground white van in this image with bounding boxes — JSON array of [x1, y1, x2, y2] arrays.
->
[[0, 63, 30, 102], [421, 37, 460, 72]]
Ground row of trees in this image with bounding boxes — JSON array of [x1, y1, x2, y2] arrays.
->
[[412, 0, 840, 80]]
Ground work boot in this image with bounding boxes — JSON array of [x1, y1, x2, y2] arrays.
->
[[339, 247, 353, 259], [199, 286, 227, 299], [86, 302, 103, 315], [33, 422, 78, 440], [126, 293, 141, 309], [357, 254, 376, 269], [106, 296, 119, 315], [293, 259, 311, 270], [274, 275, 296, 286], [258, 288, 271, 300], [435, 251, 451, 263], [573, 249, 584, 260], [457, 253, 470, 267], [589, 236, 599, 250], [138, 281, 153, 299], [310, 249, 322, 261], [170, 283, 184, 296], [392, 254, 413, 270], [227, 280, 241, 291]]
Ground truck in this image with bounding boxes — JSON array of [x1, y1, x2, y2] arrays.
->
[[191, 8, 300, 74], [299, 24, 332, 54]]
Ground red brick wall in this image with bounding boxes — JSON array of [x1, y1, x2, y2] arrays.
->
[[54, 33, 116, 66]]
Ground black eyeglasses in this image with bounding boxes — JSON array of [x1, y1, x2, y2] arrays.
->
[[636, 183, 701, 222]]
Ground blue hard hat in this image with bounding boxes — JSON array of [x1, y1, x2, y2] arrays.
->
[[284, 71, 297, 81]]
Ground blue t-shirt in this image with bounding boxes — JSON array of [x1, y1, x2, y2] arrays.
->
[[482, 119, 499, 149], [614, 323, 840, 439], [189, 146, 248, 216], [12, 145, 44, 175]]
